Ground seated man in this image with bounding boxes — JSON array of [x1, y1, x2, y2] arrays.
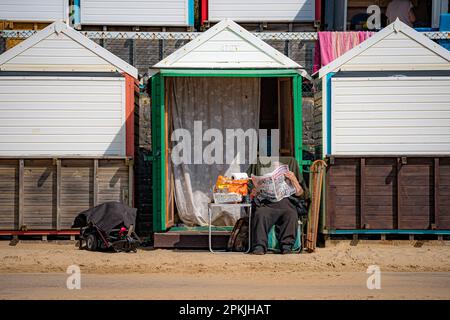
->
[[247, 157, 309, 255]]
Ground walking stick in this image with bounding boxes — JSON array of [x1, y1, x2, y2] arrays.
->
[[306, 160, 327, 252]]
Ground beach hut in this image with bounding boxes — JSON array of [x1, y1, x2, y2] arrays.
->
[[0, 21, 138, 236], [315, 19, 450, 236], [74, 0, 194, 29], [149, 19, 309, 244]]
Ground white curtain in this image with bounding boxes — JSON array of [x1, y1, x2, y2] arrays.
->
[[169, 77, 260, 226]]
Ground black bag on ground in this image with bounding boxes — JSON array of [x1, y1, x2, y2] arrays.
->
[[227, 216, 249, 252]]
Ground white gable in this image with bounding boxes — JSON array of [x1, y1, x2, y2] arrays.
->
[[0, 22, 138, 78], [318, 19, 450, 78], [1, 33, 117, 72], [154, 19, 306, 73]]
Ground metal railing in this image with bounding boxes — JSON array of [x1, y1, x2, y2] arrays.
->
[[0, 30, 320, 40], [1, 29, 449, 40]]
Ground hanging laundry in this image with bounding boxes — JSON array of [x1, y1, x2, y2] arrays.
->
[[313, 31, 375, 73]]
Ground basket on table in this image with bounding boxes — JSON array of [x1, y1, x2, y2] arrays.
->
[[212, 175, 248, 204]]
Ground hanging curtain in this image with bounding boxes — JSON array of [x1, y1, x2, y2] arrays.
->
[[168, 77, 260, 226]]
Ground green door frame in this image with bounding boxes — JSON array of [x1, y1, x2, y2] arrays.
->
[[151, 69, 304, 232]]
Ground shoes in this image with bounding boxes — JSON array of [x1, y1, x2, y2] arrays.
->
[[281, 245, 294, 254], [251, 246, 266, 255]]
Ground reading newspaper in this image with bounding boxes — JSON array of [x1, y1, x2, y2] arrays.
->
[[251, 165, 296, 202]]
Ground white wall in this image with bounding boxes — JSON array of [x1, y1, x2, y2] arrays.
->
[[0, 0, 68, 22], [0, 76, 126, 156], [331, 76, 450, 155], [80, 0, 190, 26], [208, 0, 315, 22]]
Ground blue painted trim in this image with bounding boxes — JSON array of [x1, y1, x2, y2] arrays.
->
[[187, 0, 194, 26], [326, 72, 335, 155], [73, 0, 81, 26], [329, 229, 450, 235]]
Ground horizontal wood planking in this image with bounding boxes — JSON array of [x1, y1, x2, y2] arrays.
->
[[331, 77, 450, 155], [0, 77, 126, 156], [0, 158, 131, 231], [326, 158, 360, 229], [0, 0, 67, 23], [80, 0, 189, 26], [341, 32, 450, 71], [326, 156, 450, 231], [208, 0, 315, 22], [363, 158, 396, 229], [1, 33, 118, 72]]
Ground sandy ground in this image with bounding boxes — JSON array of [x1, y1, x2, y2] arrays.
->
[[0, 240, 449, 299], [1, 272, 450, 299]]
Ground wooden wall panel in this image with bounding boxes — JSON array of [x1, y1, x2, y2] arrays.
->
[[60, 160, 93, 229], [0, 158, 131, 231], [98, 160, 130, 205], [439, 158, 450, 229], [327, 158, 360, 229], [23, 160, 56, 229], [327, 156, 450, 231], [364, 158, 396, 229], [398, 158, 433, 229], [0, 160, 18, 229]]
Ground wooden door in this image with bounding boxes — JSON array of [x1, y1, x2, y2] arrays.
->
[[165, 78, 175, 229], [151, 74, 167, 232]]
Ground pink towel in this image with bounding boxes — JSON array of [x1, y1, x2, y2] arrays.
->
[[313, 31, 375, 73]]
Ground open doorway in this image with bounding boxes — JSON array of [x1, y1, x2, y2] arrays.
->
[[165, 76, 296, 229], [260, 77, 295, 157]]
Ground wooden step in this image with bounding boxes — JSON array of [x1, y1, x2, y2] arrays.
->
[[153, 230, 231, 249]]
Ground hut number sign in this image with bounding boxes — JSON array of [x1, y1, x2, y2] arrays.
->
[[222, 44, 240, 51]]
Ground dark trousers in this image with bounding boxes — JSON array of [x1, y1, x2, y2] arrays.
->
[[251, 197, 298, 251]]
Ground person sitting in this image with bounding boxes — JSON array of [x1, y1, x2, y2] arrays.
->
[[386, 0, 416, 27], [247, 157, 310, 255]]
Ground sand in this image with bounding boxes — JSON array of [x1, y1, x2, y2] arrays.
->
[[1, 240, 449, 274], [1, 241, 449, 299]]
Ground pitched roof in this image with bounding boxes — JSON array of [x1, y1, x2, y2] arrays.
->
[[153, 19, 308, 77], [318, 19, 450, 79], [0, 21, 138, 78]]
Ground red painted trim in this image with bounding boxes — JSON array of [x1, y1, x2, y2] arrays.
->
[[123, 73, 138, 208], [315, 0, 321, 22], [123, 73, 135, 158], [0, 230, 79, 236], [201, 0, 208, 25]]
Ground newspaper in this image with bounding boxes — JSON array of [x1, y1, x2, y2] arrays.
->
[[251, 165, 296, 202]]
